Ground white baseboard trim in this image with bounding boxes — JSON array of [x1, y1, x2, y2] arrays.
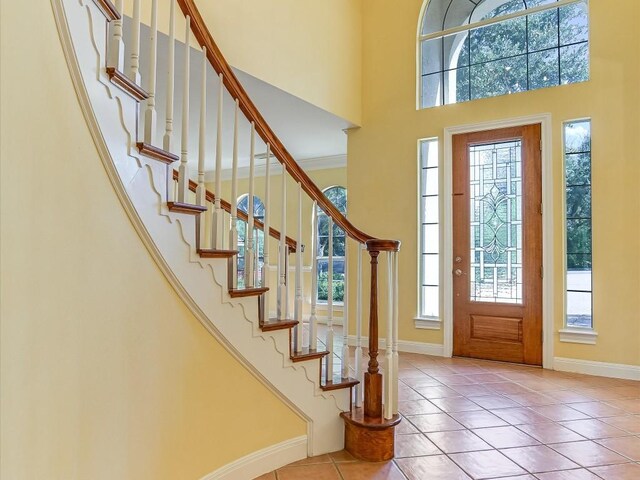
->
[[347, 336, 445, 357], [554, 357, 640, 381], [200, 435, 307, 480]]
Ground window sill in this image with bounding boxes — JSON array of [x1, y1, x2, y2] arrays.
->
[[414, 317, 442, 330], [559, 328, 598, 345], [316, 302, 344, 308]]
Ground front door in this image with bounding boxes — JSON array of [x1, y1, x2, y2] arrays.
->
[[452, 125, 542, 365]]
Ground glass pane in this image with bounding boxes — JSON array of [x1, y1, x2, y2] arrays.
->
[[527, 0, 558, 6], [564, 121, 591, 153], [470, 55, 527, 100], [560, 42, 589, 84], [422, 73, 443, 108], [423, 195, 439, 224], [566, 219, 591, 257], [445, 0, 478, 30], [529, 48, 559, 90], [528, 9, 559, 52], [422, 38, 443, 75], [444, 67, 470, 104], [421, 285, 439, 318], [421, 139, 439, 168], [444, 32, 470, 68], [422, 254, 439, 286], [422, 224, 439, 254], [559, 1, 589, 45], [567, 290, 592, 328], [566, 185, 591, 218], [567, 268, 592, 291], [472, 0, 526, 23], [469, 141, 523, 304], [565, 153, 591, 186], [470, 16, 526, 63], [422, 167, 439, 196]]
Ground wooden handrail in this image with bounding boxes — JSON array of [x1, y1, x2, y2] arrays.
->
[[176, 0, 376, 245], [171, 169, 296, 252]]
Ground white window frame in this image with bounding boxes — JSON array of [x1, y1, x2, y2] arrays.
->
[[316, 186, 347, 306]]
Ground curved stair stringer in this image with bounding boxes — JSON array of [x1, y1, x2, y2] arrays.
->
[[52, 0, 350, 457]]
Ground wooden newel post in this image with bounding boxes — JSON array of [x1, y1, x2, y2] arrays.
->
[[364, 248, 382, 418]]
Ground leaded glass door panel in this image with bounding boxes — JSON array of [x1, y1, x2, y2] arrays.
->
[[453, 125, 542, 365]]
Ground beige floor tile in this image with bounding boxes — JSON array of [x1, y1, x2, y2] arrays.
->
[[395, 417, 421, 435], [516, 422, 585, 443], [535, 469, 601, 479], [398, 399, 442, 415], [449, 450, 526, 479], [600, 415, 640, 434], [529, 405, 590, 422], [588, 463, 640, 479], [396, 455, 471, 480], [405, 413, 465, 433], [449, 410, 509, 429], [450, 384, 496, 397], [327, 449, 357, 463], [559, 418, 629, 439], [426, 429, 492, 453], [549, 440, 629, 467], [545, 390, 597, 403], [568, 401, 626, 417], [287, 454, 333, 466], [336, 460, 406, 480], [605, 398, 640, 414], [252, 472, 276, 480], [394, 433, 441, 458], [499, 445, 579, 473], [430, 396, 483, 413], [470, 395, 521, 409], [491, 407, 554, 425], [506, 392, 559, 407], [472, 426, 539, 448], [276, 463, 341, 480], [412, 385, 460, 399], [596, 435, 640, 461]]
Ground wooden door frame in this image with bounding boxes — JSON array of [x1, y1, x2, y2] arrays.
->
[[443, 114, 555, 369]]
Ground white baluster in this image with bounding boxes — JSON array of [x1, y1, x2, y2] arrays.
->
[[341, 238, 350, 379], [294, 183, 303, 352], [278, 166, 287, 320], [309, 202, 318, 351], [354, 242, 364, 407], [262, 145, 271, 296], [212, 73, 224, 249], [245, 123, 256, 288], [195, 47, 207, 245], [384, 251, 394, 420], [229, 100, 239, 287], [326, 218, 334, 383], [129, 0, 141, 84], [176, 16, 190, 203], [108, 0, 124, 69], [143, 0, 158, 145], [392, 251, 400, 415], [163, 0, 176, 151]]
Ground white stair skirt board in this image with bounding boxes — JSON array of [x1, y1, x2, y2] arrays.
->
[[554, 357, 640, 381], [53, 0, 350, 456], [200, 435, 307, 480], [347, 336, 445, 357]]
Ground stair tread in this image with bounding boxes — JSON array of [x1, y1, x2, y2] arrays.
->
[[136, 142, 178, 164], [93, 0, 120, 21], [228, 287, 269, 298], [321, 376, 360, 392], [260, 318, 298, 331], [290, 348, 330, 362], [197, 249, 238, 258], [167, 201, 207, 214], [105, 68, 148, 101]]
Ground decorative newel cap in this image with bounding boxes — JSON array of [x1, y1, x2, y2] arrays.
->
[[365, 239, 401, 252]]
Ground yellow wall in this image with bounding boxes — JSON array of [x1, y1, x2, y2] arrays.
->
[[0, 3, 305, 479], [348, 0, 640, 365]]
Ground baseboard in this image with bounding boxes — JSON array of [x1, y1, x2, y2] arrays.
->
[[200, 435, 307, 480], [347, 336, 445, 357], [554, 357, 640, 381]]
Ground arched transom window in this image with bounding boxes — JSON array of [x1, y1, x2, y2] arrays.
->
[[418, 0, 589, 108]]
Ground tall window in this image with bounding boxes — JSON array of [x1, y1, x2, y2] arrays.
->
[[316, 187, 347, 303], [419, 0, 589, 108], [419, 139, 440, 318], [563, 120, 592, 328], [237, 195, 265, 288]]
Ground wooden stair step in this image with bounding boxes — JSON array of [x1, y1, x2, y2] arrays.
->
[[260, 318, 298, 332], [197, 249, 238, 259], [290, 348, 330, 363], [93, 0, 120, 21], [321, 376, 359, 392], [228, 287, 269, 298], [136, 142, 179, 164], [106, 68, 149, 101], [167, 201, 207, 215]]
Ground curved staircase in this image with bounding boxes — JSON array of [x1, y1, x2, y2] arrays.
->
[[52, 0, 402, 469]]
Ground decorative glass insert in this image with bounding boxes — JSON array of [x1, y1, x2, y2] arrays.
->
[[564, 120, 592, 328], [419, 139, 440, 318], [419, 0, 589, 108], [316, 186, 347, 303], [469, 140, 523, 303], [237, 195, 265, 288]]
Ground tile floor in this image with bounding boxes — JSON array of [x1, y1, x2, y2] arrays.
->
[[257, 352, 640, 479]]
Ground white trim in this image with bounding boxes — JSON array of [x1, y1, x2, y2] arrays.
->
[[200, 435, 307, 480], [443, 114, 555, 369], [554, 357, 640, 381], [347, 336, 445, 357], [210, 155, 347, 182], [559, 328, 598, 345], [414, 317, 442, 330]]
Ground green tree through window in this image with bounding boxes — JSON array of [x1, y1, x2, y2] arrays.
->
[[316, 187, 347, 303]]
